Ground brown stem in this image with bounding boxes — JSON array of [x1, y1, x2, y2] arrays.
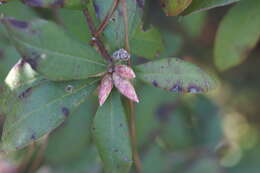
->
[[82, 8, 113, 64], [52, 9, 63, 26], [28, 135, 49, 173], [94, 0, 120, 37], [16, 143, 36, 173], [121, 0, 142, 172], [128, 100, 142, 173]]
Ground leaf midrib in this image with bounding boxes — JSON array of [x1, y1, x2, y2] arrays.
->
[[13, 37, 106, 66]]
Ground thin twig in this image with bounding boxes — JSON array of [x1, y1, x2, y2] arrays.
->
[[121, 0, 142, 172], [121, 0, 130, 54], [94, 0, 120, 37], [82, 8, 113, 64]]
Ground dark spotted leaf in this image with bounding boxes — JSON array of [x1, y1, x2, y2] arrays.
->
[[44, 98, 97, 164], [214, 0, 260, 71], [92, 91, 132, 173], [0, 60, 98, 151], [1, 17, 106, 81], [160, 0, 193, 16], [135, 58, 216, 93], [93, 0, 143, 50], [21, 0, 85, 9], [183, 0, 240, 15], [0, 1, 37, 41]]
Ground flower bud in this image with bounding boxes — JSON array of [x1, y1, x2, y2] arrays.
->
[[114, 65, 136, 79], [98, 74, 113, 106], [112, 73, 139, 103], [0, 160, 17, 173], [112, 48, 130, 61]]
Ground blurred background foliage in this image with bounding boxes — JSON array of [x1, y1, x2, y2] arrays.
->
[[0, 0, 260, 173]]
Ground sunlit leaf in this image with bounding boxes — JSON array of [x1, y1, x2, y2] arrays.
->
[[1, 17, 106, 81], [214, 0, 260, 71], [0, 61, 98, 151], [160, 0, 193, 16], [135, 58, 216, 94], [183, 0, 240, 15]]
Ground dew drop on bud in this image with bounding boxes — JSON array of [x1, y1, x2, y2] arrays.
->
[[112, 48, 131, 61], [114, 65, 136, 79], [99, 74, 113, 106], [112, 73, 139, 103]]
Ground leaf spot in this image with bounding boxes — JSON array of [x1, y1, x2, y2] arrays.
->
[[31, 133, 36, 140], [7, 18, 29, 29], [170, 84, 183, 93], [18, 87, 32, 99], [152, 80, 159, 87], [187, 85, 203, 93], [61, 107, 70, 117], [65, 85, 74, 93]]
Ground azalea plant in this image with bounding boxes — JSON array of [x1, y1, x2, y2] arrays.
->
[[0, 0, 260, 173]]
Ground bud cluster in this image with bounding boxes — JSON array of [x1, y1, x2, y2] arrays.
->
[[98, 64, 139, 106]]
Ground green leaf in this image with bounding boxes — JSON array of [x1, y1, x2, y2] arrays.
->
[[142, 146, 167, 173], [21, 0, 85, 9], [0, 1, 37, 20], [180, 12, 206, 38], [0, 1, 37, 41], [214, 0, 260, 71], [136, 85, 177, 147], [184, 96, 223, 149], [57, 3, 98, 43], [0, 43, 20, 82], [1, 17, 106, 81], [130, 26, 164, 59], [58, 9, 92, 43], [135, 58, 216, 93], [158, 30, 183, 58], [92, 91, 132, 173], [183, 0, 240, 15], [0, 60, 98, 151], [160, 0, 193, 16], [185, 157, 221, 173], [160, 109, 193, 150], [44, 98, 97, 164], [47, 146, 101, 173], [93, 0, 143, 50]]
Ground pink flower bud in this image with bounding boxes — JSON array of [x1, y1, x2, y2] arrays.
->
[[114, 65, 136, 79], [99, 74, 113, 106], [0, 160, 17, 173], [112, 73, 139, 103]]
